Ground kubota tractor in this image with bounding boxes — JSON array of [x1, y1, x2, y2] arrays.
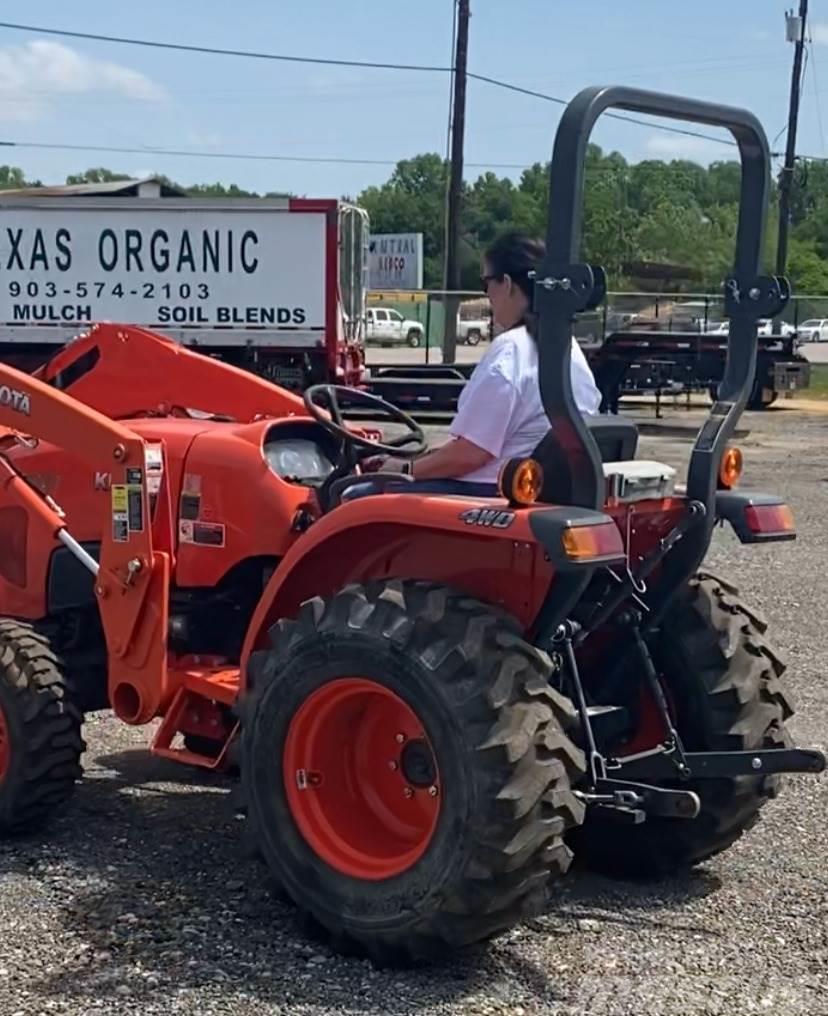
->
[[0, 86, 823, 965]]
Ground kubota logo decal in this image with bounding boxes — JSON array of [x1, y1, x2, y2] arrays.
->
[[459, 507, 515, 529], [0, 384, 30, 415]]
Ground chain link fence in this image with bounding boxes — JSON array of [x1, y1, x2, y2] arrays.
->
[[365, 289, 828, 365]]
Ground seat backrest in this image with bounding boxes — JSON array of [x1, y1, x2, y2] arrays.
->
[[531, 413, 639, 505], [585, 413, 639, 462]]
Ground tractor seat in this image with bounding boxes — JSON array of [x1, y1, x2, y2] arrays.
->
[[584, 413, 639, 462], [532, 413, 641, 505]]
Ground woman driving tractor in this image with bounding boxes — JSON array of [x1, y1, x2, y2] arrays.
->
[[348, 230, 601, 499]]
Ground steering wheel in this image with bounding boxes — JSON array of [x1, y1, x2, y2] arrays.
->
[[303, 384, 428, 459]]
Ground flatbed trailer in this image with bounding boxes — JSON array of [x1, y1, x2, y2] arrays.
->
[[364, 328, 810, 414]]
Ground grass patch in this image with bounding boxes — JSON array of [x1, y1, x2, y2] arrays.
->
[[798, 364, 828, 400]]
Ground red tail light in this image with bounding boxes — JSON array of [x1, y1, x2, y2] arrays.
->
[[744, 503, 795, 538]]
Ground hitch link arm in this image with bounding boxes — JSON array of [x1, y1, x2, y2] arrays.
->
[[58, 530, 100, 577], [552, 619, 701, 823]]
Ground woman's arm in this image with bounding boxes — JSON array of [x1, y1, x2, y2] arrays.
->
[[399, 435, 494, 480]]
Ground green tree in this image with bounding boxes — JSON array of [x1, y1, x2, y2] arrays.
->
[[787, 237, 828, 293], [65, 168, 133, 185], [0, 165, 40, 189], [187, 181, 260, 198], [28, 149, 817, 296], [358, 154, 450, 287]]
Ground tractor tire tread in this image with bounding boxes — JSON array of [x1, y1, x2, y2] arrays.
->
[[0, 620, 84, 835], [240, 579, 586, 964], [572, 571, 793, 877]]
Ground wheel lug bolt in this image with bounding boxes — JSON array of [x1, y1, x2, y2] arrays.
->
[[388, 760, 398, 771], [428, 785, 438, 797], [395, 733, 406, 744], [403, 787, 414, 798]]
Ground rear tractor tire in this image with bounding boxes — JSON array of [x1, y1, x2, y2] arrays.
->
[[571, 572, 793, 877], [239, 580, 586, 965], [0, 620, 84, 834]]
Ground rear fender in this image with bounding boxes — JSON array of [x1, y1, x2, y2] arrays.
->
[[239, 495, 624, 688], [715, 490, 796, 543]]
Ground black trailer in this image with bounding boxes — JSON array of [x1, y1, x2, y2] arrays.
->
[[365, 326, 810, 416]]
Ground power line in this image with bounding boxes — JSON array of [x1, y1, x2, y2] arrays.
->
[[0, 20, 451, 73], [0, 137, 531, 170], [468, 72, 737, 148], [0, 20, 737, 149], [2, 137, 744, 174]]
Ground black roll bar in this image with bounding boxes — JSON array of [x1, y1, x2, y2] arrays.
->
[[535, 85, 790, 523]]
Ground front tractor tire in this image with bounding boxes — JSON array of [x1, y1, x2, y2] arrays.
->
[[239, 581, 586, 965], [572, 572, 793, 877], [0, 620, 84, 834]]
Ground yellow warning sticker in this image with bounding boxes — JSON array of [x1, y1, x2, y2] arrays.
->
[[111, 485, 128, 514]]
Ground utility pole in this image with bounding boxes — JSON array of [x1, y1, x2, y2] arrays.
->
[[776, 0, 808, 281], [442, 0, 470, 364]]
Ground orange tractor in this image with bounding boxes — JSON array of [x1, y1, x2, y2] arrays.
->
[[0, 85, 823, 965]]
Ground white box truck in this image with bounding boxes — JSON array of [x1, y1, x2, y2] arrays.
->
[[0, 193, 370, 390]]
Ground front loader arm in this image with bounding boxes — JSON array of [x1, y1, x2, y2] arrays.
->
[[34, 322, 308, 421], [0, 361, 171, 724]]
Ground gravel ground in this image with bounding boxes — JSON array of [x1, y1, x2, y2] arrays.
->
[[1, 403, 827, 1016]]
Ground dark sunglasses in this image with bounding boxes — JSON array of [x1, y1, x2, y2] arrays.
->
[[479, 273, 503, 291]]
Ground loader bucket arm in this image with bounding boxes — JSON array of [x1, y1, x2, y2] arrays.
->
[[33, 322, 308, 422], [0, 361, 171, 725]]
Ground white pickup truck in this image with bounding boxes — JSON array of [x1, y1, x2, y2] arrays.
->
[[365, 307, 425, 347], [457, 315, 488, 346]]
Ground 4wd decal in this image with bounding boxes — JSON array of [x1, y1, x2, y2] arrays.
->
[[0, 384, 30, 415], [459, 507, 515, 529]]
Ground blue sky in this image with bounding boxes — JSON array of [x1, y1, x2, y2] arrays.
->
[[0, 2, 826, 196]]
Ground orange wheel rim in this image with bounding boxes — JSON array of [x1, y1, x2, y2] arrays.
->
[[283, 678, 441, 881], [0, 705, 9, 784]]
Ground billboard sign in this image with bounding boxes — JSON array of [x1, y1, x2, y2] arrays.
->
[[368, 232, 423, 290]]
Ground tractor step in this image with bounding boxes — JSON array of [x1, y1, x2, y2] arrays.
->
[[151, 665, 240, 770]]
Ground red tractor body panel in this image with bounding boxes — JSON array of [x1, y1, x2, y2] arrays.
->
[[239, 493, 557, 676]]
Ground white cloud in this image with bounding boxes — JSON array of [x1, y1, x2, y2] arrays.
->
[[0, 39, 165, 121], [813, 23, 828, 46], [645, 134, 725, 163]]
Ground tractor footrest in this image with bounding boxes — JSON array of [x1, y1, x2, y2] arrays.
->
[[152, 666, 241, 771]]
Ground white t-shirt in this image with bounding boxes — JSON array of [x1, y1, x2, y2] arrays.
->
[[449, 325, 602, 484]]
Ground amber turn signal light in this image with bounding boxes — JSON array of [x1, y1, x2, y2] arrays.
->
[[498, 457, 544, 506], [718, 446, 743, 489], [561, 521, 625, 562]]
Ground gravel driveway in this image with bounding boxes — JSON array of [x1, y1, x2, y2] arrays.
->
[[1, 404, 826, 1016]]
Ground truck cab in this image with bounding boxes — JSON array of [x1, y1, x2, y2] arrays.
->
[[365, 308, 424, 348]]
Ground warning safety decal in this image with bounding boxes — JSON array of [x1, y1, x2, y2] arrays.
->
[[179, 519, 226, 548]]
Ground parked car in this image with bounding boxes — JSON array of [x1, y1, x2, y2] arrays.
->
[[796, 318, 828, 342], [707, 319, 798, 338], [365, 307, 425, 347]]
